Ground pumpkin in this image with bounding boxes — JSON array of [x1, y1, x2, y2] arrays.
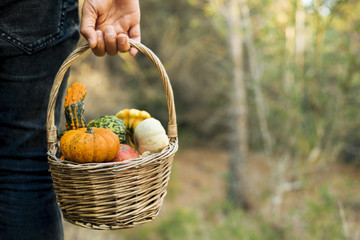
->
[[111, 144, 140, 162], [115, 109, 151, 132], [60, 127, 120, 163], [64, 82, 87, 130], [87, 115, 126, 143], [134, 118, 169, 154]]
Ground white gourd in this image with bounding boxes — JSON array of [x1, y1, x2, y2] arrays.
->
[[134, 118, 169, 154]]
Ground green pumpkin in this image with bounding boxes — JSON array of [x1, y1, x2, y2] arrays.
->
[[87, 115, 126, 143]]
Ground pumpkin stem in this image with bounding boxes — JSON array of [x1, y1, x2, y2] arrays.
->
[[86, 127, 95, 134]]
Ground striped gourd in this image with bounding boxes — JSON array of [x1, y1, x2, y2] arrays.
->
[[64, 82, 87, 130]]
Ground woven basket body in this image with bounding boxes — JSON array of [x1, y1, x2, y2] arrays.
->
[[46, 40, 178, 230]]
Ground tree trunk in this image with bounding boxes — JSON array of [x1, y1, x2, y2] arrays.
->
[[240, 1, 273, 155], [295, 0, 306, 79], [226, 0, 250, 209]]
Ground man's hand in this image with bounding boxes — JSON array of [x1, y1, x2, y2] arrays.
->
[[81, 0, 140, 56]]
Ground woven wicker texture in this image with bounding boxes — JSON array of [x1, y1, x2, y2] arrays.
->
[[46, 40, 178, 230]]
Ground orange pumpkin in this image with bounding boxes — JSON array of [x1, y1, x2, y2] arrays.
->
[[60, 127, 120, 163]]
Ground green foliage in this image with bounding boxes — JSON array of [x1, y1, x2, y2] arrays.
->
[[207, 207, 286, 240], [244, 0, 360, 164], [120, 204, 286, 240], [301, 186, 347, 240], [119, 197, 354, 240]]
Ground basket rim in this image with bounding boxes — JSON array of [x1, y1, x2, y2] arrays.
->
[[47, 138, 178, 170]]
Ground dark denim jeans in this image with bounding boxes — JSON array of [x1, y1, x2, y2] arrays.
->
[[0, 0, 79, 239]]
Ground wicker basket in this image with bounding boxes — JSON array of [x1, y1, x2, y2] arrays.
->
[[46, 40, 178, 230]]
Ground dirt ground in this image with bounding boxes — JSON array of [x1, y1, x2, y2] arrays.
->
[[63, 148, 360, 239]]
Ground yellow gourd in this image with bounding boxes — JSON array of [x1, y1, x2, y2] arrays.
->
[[116, 108, 151, 132]]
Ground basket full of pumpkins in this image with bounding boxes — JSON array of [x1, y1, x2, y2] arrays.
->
[[46, 40, 178, 230]]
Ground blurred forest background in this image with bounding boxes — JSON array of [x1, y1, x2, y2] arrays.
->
[[62, 0, 360, 239]]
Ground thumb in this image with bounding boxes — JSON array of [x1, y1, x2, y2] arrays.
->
[[80, 5, 98, 48]]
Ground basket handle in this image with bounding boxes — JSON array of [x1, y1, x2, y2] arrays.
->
[[47, 39, 178, 152]]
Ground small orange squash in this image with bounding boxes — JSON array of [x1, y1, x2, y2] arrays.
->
[[60, 127, 120, 163]]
